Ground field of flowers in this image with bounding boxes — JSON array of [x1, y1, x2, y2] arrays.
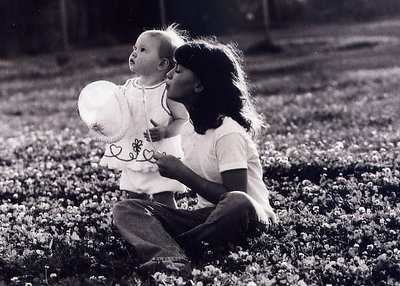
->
[[1, 20, 400, 285]]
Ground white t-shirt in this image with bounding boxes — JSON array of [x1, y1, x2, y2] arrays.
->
[[181, 116, 274, 224]]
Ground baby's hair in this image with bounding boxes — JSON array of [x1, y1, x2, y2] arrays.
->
[[143, 24, 188, 71]]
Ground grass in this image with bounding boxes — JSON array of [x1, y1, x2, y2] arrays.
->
[[0, 19, 400, 285]]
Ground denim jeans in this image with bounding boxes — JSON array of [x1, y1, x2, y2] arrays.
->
[[112, 191, 267, 263]]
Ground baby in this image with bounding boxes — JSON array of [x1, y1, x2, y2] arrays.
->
[[100, 25, 188, 208]]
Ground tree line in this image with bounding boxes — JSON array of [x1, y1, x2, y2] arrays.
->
[[1, 0, 400, 57]]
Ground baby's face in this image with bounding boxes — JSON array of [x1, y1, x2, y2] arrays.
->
[[129, 32, 162, 76]]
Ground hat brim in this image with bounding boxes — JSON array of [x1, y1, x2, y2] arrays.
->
[[78, 80, 131, 144], [88, 87, 130, 143]]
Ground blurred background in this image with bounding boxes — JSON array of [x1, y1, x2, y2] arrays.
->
[[2, 0, 400, 58]]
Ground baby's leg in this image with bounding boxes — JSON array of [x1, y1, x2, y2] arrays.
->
[[153, 192, 176, 208]]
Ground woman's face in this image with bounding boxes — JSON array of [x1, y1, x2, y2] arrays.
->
[[165, 64, 201, 105]]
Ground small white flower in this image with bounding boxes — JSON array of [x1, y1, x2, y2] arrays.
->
[[192, 268, 201, 276], [71, 231, 80, 241]]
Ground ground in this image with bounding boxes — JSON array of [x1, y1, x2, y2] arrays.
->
[[0, 19, 399, 285]]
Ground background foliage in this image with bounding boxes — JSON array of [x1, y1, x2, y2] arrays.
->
[[2, 0, 400, 57]]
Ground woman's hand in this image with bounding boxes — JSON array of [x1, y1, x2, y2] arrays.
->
[[264, 205, 277, 224], [154, 153, 186, 180], [143, 119, 167, 142]]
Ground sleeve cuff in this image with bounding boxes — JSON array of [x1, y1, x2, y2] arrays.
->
[[219, 162, 248, 173]]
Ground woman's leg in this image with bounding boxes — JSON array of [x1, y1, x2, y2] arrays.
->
[[152, 191, 176, 208], [176, 191, 263, 248], [112, 199, 212, 263], [125, 191, 151, 200]]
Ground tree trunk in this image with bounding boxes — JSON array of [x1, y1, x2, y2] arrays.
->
[[159, 0, 166, 26], [246, 0, 280, 54], [60, 0, 69, 52], [57, 0, 70, 65], [261, 0, 271, 42]]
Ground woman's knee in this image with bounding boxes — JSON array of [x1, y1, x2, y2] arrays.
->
[[219, 191, 254, 213]]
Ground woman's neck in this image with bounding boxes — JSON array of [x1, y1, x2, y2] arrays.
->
[[136, 74, 165, 87]]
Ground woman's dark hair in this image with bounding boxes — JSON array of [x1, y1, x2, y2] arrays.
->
[[174, 38, 263, 136]]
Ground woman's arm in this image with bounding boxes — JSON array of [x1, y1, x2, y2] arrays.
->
[[155, 154, 247, 205]]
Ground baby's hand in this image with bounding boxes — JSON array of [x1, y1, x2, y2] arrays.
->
[[143, 119, 167, 142]]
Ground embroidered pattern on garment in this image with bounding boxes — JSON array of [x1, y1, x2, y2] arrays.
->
[[103, 138, 166, 163]]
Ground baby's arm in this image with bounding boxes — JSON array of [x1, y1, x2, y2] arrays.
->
[[164, 98, 189, 138], [144, 99, 188, 141]]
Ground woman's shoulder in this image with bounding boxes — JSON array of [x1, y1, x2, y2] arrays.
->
[[181, 117, 249, 140], [214, 116, 248, 139]]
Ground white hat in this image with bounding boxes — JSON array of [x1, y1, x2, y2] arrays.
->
[[78, 80, 130, 143]]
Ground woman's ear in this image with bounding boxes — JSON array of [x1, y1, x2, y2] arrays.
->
[[194, 82, 204, 93], [158, 58, 170, 71]]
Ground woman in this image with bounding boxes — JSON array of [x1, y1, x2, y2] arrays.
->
[[112, 38, 276, 275]]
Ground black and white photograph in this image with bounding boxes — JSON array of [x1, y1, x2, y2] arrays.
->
[[0, 1, 399, 285]]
